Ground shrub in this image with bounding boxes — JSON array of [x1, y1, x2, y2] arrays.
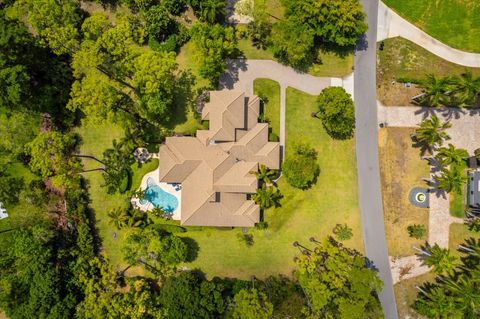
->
[[283, 143, 319, 189], [316, 87, 355, 139], [407, 224, 426, 239]]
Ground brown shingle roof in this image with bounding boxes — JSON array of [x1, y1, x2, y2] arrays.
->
[[158, 90, 280, 227]]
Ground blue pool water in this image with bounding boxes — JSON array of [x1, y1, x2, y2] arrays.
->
[[139, 178, 179, 213]]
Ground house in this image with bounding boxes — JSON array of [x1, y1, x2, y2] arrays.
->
[[468, 171, 480, 208], [158, 90, 280, 227]]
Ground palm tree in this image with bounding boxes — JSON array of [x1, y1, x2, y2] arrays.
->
[[200, 0, 226, 24], [417, 74, 455, 107], [436, 167, 467, 193], [451, 71, 480, 107], [414, 115, 451, 150], [252, 184, 282, 209], [416, 243, 457, 274], [107, 208, 128, 230], [332, 224, 353, 241], [253, 164, 277, 185], [435, 143, 469, 167]]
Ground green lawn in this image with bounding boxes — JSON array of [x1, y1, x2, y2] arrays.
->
[[383, 0, 480, 53], [237, 39, 354, 77], [450, 189, 465, 218], [178, 87, 362, 279], [377, 37, 480, 105], [75, 121, 159, 274], [449, 223, 480, 257], [253, 78, 280, 138]]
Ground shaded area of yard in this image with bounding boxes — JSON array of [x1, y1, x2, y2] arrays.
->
[[377, 37, 480, 106], [383, 0, 480, 53], [75, 122, 159, 275], [253, 78, 280, 139], [179, 88, 362, 279], [394, 272, 436, 319], [449, 223, 480, 256], [379, 128, 430, 257], [450, 165, 467, 218]]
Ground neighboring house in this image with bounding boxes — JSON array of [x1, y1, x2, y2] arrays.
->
[[159, 90, 280, 227], [468, 171, 480, 208]]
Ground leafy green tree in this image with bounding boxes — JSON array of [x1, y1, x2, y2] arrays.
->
[[413, 238, 480, 318], [163, 0, 187, 15], [145, 5, 177, 40], [26, 131, 82, 187], [191, 22, 236, 86], [316, 86, 355, 139], [0, 111, 37, 160], [123, 227, 188, 274], [417, 74, 455, 107], [295, 237, 383, 318], [467, 217, 480, 232], [102, 139, 134, 194], [252, 184, 282, 209], [416, 243, 458, 274], [414, 115, 451, 150], [0, 169, 24, 205], [11, 0, 81, 55], [247, 19, 272, 50], [199, 0, 226, 24], [270, 20, 315, 69], [159, 271, 226, 319], [283, 143, 319, 189], [283, 0, 367, 47], [407, 224, 427, 239], [333, 224, 353, 241], [436, 167, 467, 194], [435, 143, 468, 168], [451, 71, 480, 106], [69, 14, 178, 127], [231, 288, 273, 319]]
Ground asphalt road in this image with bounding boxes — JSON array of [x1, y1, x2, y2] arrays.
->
[[354, 1, 398, 318]]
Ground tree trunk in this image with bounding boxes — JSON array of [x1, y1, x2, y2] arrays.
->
[[80, 167, 106, 173], [73, 154, 106, 165]]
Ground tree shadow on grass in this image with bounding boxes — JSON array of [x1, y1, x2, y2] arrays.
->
[[165, 70, 197, 131], [181, 236, 200, 262]]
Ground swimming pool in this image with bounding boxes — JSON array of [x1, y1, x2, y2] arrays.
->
[[139, 178, 179, 213]]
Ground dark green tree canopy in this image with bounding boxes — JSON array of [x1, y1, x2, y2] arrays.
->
[[317, 86, 355, 139], [283, 143, 320, 189], [283, 0, 367, 47], [295, 237, 383, 318]]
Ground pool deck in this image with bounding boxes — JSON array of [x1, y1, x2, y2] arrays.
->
[[131, 167, 182, 221]]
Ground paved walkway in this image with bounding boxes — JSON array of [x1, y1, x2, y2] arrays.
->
[[377, 1, 480, 67], [220, 59, 353, 159], [390, 255, 430, 284]]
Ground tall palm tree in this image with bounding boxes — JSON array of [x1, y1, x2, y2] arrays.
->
[[436, 167, 467, 194], [107, 208, 128, 230], [415, 115, 451, 150], [451, 71, 480, 107], [435, 143, 469, 167], [416, 243, 458, 274], [200, 0, 226, 24], [418, 74, 455, 107], [253, 164, 277, 185], [252, 184, 282, 209]]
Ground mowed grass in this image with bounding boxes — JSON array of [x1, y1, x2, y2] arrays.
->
[[394, 272, 436, 319], [253, 78, 280, 137], [179, 88, 362, 279], [236, 39, 354, 77], [377, 37, 480, 106], [378, 128, 430, 257], [449, 223, 480, 257], [383, 0, 480, 53], [75, 121, 159, 274]]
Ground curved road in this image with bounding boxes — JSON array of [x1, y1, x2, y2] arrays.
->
[[355, 0, 398, 318]]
